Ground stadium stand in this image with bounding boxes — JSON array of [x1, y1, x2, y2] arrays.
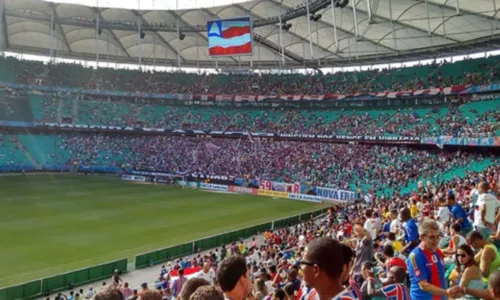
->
[[1, 93, 496, 137], [2, 0, 500, 299], [0, 132, 494, 199], [103, 163, 500, 300], [2, 56, 500, 95], [1, 47, 500, 300]]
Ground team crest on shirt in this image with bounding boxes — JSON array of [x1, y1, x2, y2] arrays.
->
[[432, 255, 438, 263]]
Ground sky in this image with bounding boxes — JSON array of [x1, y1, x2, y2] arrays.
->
[[42, 0, 252, 10]]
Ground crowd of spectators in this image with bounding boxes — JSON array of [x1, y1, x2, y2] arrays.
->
[[13, 92, 499, 138], [57, 133, 492, 196], [3, 55, 500, 96], [54, 165, 500, 300]]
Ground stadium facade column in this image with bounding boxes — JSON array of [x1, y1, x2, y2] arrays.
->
[[365, 0, 372, 22], [352, 0, 359, 59], [137, 0, 142, 68], [424, 0, 432, 38], [329, 0, 338, 51], [278, 11, 285, 67], [196, 35, 199, 70], [176, 18, 181, 69], [352, 1, 359, 38], [138, 21, 142, 67], [95, 0, 100, 66], [153, 35, 156, 67], [257, 41, 260, 69], [176, 0, 181, 69], [388, 0, 397, 52], [0, 0, 4, 54], [106, 31, 110, 67], [49, 9, 54, 60], [305, 0, 314, 59], [492, 0, 498, 36]]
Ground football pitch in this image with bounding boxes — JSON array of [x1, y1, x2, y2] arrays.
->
[[0, 175, 326, 288]]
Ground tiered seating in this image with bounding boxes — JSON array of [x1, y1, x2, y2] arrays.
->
[[61, 97, 73, 119], [0, 90, 34, 122], [3, 91, 500, 137], [2, 55, 500, 94], [17, 134, 58, 165], [0, 57, 15, 83], [0, 135, 31, 166], [77, 99, 132, 126], [458, 98, 500, 136], [29, 95, 58, 123]]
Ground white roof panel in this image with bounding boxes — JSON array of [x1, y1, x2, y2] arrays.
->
[[3, 0, 499, 68]]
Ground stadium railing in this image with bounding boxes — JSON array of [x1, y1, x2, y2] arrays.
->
[[134, 207, 327, 269], [0, 259, 127, 300]]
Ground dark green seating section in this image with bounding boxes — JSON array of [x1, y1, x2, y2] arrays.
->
[[135, 208, 327, 269]]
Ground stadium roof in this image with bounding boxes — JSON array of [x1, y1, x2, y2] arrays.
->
[[3, 0, 500, 69]]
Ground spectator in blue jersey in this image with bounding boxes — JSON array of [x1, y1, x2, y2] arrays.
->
[[448, 193, 472, 234], [300, 237, 355, 300], [407, 219, 449, 300], [382, 219, 391, 234], [366, 266, 410, 300], [399, 208, 419, 255]]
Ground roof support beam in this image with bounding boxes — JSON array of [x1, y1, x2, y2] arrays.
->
[[424, 0, 500, 23], [169, 10, 209, 44], [131, 10, 186, 62], [233, 3, 342, 59], [51, 6, 72, 52], [94, 8, 131, 58], [345, 1, 461, 43], [269, 0, 398, 53], [0, 0, 9, 51]]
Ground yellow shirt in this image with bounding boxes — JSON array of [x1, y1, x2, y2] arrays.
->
[[410, 204, 418, 218], [475, 244, 500, 283], [392, 240, 403, 252], [238, 243, 245, 254]]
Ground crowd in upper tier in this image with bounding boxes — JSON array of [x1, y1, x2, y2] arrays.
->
[[0, 88, 499, 138], [1, 55, 500, 95]]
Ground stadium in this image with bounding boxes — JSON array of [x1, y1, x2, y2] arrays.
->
[[0, 0, 500, 299]]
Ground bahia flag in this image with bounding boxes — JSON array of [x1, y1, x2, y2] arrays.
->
[[207, 17, 252, 56]]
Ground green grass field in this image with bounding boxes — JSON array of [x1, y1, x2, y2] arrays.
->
[[0, 175, 325, 287]]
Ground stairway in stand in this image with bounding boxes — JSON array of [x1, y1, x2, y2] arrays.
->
[[10, 135, 41, 170]]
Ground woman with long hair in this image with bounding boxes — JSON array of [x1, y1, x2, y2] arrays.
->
[[453, 244, 484, 300], [254, 279, 269, 300]]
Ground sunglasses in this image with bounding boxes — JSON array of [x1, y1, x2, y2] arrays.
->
[[456, 254, 467, 258], [299, 261, 319, 270]]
